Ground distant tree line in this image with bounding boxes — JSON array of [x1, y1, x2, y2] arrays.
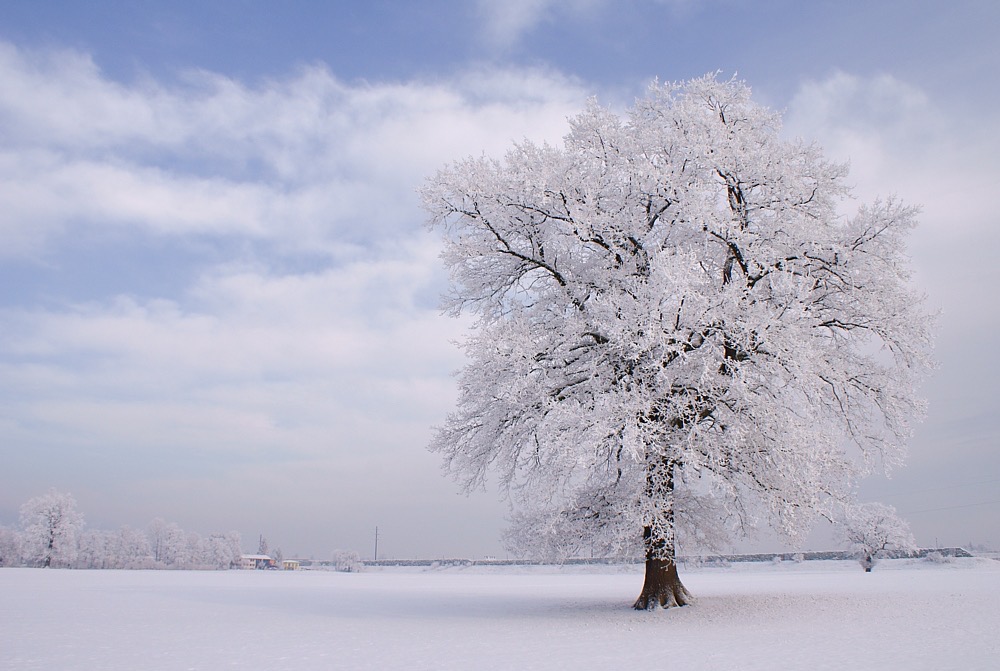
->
[[0, 489, 242, 570]]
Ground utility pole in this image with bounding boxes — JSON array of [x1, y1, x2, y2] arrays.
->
[[374, 526, 379, 562]]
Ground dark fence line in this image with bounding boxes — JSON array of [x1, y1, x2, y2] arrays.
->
[[358, 547, 972, 568]]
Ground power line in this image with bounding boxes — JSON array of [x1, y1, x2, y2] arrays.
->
[[877, 477, 1000, 498], [903, 499, 1000, 515]]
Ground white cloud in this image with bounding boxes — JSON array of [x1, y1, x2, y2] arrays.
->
[[0, 238, 474, 537], [0, 260, 486, 553], [2, 234, 462, 399], [0, 43, 588, 258], [784, 72, 996, 228], [784, 72, 1000, 300], [476, 0, 556, 48], [0, 41, 595, 549], [473, 0, 700, 50], [475, 0, 607, 49], [784, 73, 1000, 533]]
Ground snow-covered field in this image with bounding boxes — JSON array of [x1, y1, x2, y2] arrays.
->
[[2, 558, 997, 670]]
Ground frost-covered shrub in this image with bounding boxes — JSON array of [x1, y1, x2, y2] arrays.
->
[[924, 551, 953, 565], [332, 549, 362, 572], [839, 502, 916, 572]]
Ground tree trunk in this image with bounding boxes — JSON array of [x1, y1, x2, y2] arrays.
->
[[633, 514, 691, 609], [634, 456, 692, 609], [44, 533, 54, 568], [633, 545, 691, 610], [632, 458, 691, 610]]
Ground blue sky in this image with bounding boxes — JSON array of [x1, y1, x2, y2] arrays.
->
[[1, 0, 998, 559]]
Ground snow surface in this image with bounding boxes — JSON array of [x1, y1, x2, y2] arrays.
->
[[2, 558, 997, 670]]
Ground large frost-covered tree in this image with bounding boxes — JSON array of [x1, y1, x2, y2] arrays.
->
[[19, 489, 85, 568], [423, 75, 933, 609], [114, 525, 155, 569], [148, 517, 172, 564], [0, 525, 21, 567], [200, 532, 243, 570], [76, 528, 114, 569], [148, 518, 190, 568]]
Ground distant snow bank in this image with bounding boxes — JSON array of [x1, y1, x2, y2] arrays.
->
[[2, 558, 997, 671]]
